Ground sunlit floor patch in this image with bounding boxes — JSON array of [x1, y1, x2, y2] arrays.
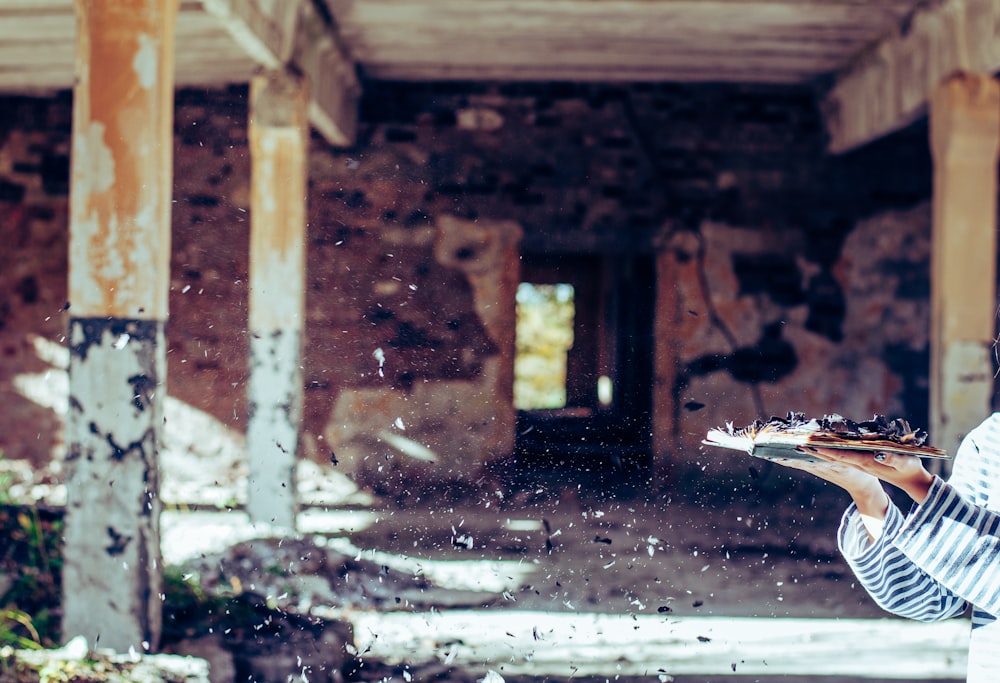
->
[[160, 508, 379, 564], [503, 518, 544, 532], [347, 610, 968, 679], [322, 537, 534, 594], [297, 508, 379, 535], [161, 510, 275, 564], [11, 333, 370, 509]]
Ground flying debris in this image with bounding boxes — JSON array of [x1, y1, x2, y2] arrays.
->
[[479, 671, 505, 683]]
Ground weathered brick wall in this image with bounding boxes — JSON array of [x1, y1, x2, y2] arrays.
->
[[0, 94, 72, 469], [0, 82, 946, 493]]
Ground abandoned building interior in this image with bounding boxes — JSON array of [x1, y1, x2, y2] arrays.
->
[[1, 0, 1000, 681]]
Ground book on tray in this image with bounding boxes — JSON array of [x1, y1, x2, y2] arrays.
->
[[702, 412, 950, 462]]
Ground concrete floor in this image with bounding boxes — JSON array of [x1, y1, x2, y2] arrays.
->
[[161, 480, 969, 682]]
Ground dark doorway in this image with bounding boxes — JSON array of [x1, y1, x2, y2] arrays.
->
[[514, 253, 655, 492]]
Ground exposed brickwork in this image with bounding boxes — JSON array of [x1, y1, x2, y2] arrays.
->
[[0, 95, 72, 468]]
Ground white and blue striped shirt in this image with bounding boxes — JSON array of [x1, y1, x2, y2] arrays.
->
[[838, 413, 1000, 682]]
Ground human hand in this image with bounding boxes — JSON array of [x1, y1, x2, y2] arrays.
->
[[774, 451, 888, 517], [799, 447, 935, 505]]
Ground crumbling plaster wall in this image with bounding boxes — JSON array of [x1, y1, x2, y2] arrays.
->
[[659, 204, 935, 484], [0, 83, 949, 494]]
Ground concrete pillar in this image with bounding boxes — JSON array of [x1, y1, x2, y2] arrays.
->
[[246, 69, 308, 528], [928, 72, 1000, 458], [63, 0, 177, 653]]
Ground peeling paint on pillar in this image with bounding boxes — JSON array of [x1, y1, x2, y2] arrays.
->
[[69, 0, 176, 321], [246, 70, 308, 528], [63, 318, 165, 652], [247, 328, 302, 527], [64, 0, 177, 653]]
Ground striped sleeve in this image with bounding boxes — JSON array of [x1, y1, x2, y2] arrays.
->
[[893, 477, 1000, 618], [838, 487, 969, 622]]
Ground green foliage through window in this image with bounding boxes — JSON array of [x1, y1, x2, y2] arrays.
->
[[514, 283, 575, 410]]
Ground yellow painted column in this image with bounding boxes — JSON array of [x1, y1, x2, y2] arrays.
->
[[64, 0, 177, 652], [929, 72, 1000, 458], [247, 69, 308, 528]]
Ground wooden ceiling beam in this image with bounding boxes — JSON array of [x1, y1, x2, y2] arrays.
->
[[201, 0, 360, 147], [361, 62, 821, 85], [199, 0, 298, 67], [823, 0, 1000, 154]]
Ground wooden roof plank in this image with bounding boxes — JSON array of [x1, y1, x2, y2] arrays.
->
[[323, 0, 924, 85], [342, 34, 865, 57], [326, 0, 913, 35], [361, 61, 821, 85]]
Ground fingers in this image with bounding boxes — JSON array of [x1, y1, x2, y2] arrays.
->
[[772, 456, 817, 472], [801, 446, 891, 467], [796, 446, 933, 504], [781, 449, 854, 473], [799, 446, 852, 463]]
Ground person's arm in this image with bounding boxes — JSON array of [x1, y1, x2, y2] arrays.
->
[[836, 481, 969, 622], [777, 450, 889, 542], [889, 476, 1000, 618], [776, 448, 968, 620], [799, 446, 935, 506], [806, 429, 1000, 618]]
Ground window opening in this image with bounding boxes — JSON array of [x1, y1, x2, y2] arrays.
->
[[597, 374, 613, 407], [514, 282, 575, 410]]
